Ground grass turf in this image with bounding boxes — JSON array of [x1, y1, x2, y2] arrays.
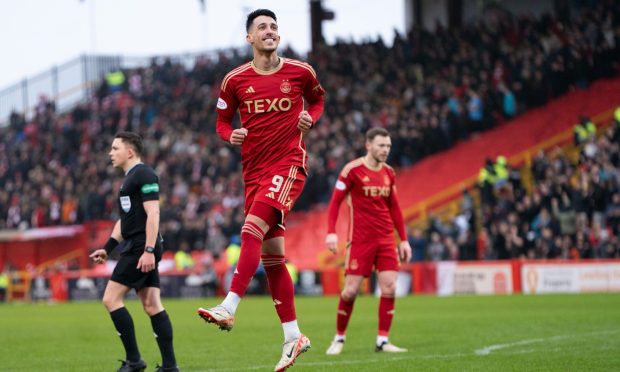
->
[[0, 293, 618, 371]]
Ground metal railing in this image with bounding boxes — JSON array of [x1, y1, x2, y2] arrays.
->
[[0, 55, 123, 126], [0, 47, 250, 127]]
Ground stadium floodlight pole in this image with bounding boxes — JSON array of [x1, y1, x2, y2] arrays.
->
[[309, 0, 335, 52]]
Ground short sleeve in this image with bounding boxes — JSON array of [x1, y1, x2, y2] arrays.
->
[[137, 168, 160, 202]]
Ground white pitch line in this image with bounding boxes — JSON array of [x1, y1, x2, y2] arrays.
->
[[198, 329, 620, 371], [475, 329, 620, 356], [202, 352, 468, 371]]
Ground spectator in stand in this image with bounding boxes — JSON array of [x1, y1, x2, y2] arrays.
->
[[574, 116, 596, 145], [408, 227, 427, 262]]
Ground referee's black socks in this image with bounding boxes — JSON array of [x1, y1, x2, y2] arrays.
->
[[150, 310, 177, 368], [110, 307, 141, 362]]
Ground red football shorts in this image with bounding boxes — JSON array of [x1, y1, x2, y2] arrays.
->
[[244, 164, 306, 234], [345, 242, 400, 277]]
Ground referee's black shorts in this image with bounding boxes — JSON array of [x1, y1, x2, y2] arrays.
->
[[110, 239, 163, 290]]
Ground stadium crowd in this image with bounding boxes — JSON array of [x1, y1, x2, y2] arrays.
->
[[412, 116, 620, 261], [1, 2, 619, 260]]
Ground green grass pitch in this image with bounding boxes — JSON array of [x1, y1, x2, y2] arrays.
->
[[0, 293, 618, 371]]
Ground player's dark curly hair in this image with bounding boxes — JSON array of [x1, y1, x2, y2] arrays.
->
[[115, 131, 143, 156], [246, 9, 277, 32]]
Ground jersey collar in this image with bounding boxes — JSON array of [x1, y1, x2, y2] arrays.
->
[[125, 162, 143, 175], [251, 57, 284, 75]]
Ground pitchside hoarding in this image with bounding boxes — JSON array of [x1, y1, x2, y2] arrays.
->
[[437, 262, 514, 296], [521, 262, 620, 294]]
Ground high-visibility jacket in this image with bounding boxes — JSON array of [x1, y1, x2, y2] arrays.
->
[[478, 167, 496, 185], [105, 70, 125, 88], [494, 156, 509, 182], [0, 273, 8, 289], [574, 121, 596, 142]]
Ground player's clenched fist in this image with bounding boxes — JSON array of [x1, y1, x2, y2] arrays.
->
[[230, 128, 248, 145], [297, 111, 313, 135], [325, 233, 338, 254]]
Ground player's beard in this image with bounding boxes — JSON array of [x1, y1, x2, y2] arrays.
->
[[372, 152, 387, 164]]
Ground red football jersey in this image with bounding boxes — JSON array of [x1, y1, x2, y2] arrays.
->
[[327, 158, 407, 246], [215, 58, 325, 182]]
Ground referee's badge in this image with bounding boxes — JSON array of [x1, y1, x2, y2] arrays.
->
[[120, 196, 131, 212]]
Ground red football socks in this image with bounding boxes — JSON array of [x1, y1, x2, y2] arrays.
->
[[229, 202, 280, 297], [229, 220, 265, 296], [378, 296, 395, 337], [336, 296, 355, 336], [262, 254, 297, 323]]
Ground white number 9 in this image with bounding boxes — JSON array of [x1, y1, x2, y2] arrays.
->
[[269, 175, 284, 192]]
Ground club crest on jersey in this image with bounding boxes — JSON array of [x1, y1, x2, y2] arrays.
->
[[280, 79, 291, 94], [120, 196, 131, 212]]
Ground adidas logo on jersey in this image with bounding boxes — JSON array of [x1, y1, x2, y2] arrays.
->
[[265, 192, 275, 199], [245, 86, 255, 94], [362, 176, 370, 183]]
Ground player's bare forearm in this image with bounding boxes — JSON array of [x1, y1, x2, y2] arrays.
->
[[111, 220, 123, 241], [143, 201, 160, 248]]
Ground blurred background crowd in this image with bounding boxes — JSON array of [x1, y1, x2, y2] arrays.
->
[[1, 1, 619, 261]]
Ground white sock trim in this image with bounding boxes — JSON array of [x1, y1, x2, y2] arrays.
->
[[282, 320, 301, 342], [376, 335, 389, 346], [334, 334, 346, 342], [221, 292, 241, 314]]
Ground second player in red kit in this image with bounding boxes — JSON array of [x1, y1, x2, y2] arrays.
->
[[197, 8, 324, 372], [325, 128, 412, 356]]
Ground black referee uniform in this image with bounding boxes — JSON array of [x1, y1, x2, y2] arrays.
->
[[111, 162, 163, 289]]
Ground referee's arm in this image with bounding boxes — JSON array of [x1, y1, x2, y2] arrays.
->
[[110, 220, 122, 241], [143, 200, 160, 249]]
